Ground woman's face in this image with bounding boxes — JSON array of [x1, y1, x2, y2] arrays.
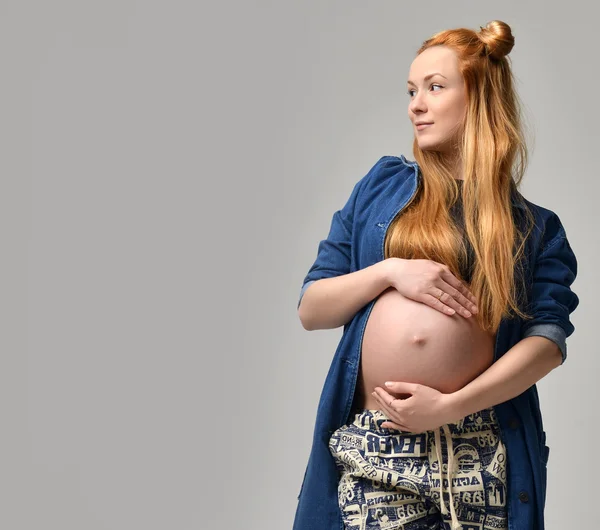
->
[[407, 46, 467, 155]]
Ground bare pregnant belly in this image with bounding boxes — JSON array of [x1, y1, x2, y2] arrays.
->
[[354, 287, 496, 411]]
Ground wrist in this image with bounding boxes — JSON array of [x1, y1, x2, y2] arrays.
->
[[381, 257, 404, 287], [444, 389, 469, 423]]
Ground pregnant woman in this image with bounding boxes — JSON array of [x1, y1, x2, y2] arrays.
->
[[294, 20, 579, 530]]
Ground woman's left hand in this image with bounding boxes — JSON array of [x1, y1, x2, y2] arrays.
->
[[372, 381, 462, 433]]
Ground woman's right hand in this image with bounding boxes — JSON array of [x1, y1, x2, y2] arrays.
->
[[384, 257, 479, 317]]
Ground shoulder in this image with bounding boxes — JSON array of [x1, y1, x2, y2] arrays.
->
[[515, 193, 573, 262], [373, 154, 416, 178], [358, 154, 415, 194]]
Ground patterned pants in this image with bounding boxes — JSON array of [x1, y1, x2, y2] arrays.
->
[[328, 408, 508, 530]]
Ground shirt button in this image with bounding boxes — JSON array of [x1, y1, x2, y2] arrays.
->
[[509, 417, 520, 430], [518, 491, 529, 503]]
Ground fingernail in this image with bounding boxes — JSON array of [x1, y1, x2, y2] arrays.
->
[[385, 382, 392, 387]]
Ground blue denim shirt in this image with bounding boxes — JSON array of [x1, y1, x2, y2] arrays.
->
[[293, 155, 579, 530]]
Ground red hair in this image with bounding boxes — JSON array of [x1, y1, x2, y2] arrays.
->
[[385, 20, 536, 332]]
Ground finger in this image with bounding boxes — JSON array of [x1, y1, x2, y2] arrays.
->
[[373, 396, 411, 432], [372, 390, 397, 414], [373, 387, 397, 407], [440, 270, 479, 310], [438, 279, 478, 315], [372, 391, 407, 425], [380, 421, 408, 431], [439, 274, 478, 309], [382, 382, 418, 396], [372, 396, 400, 429], [422, 292, 458, 316], [438, 263, 477, 305], [431, 284, 473, 318]]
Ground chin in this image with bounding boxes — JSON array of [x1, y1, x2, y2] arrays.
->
[[417, 143, 441, 152], [417, 139, 451, 153]]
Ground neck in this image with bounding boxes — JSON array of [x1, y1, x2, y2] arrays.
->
[[440, 151, 464, 180]]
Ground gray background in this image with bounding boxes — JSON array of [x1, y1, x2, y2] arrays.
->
[[4, 1, 596, 528]]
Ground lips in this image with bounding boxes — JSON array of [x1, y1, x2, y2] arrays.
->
[[416, 123, 433, 130]]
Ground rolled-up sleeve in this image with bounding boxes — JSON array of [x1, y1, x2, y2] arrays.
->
[[521, 218, 579, 365], [297, 157, 387, 310]]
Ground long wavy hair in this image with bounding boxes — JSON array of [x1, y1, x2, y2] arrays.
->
[[385, 20, 536, 333]]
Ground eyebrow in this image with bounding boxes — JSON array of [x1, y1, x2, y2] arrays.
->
[[407, 73, 447, 86]]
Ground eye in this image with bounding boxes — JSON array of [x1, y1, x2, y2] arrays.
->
[[407, 84, 443, 97]]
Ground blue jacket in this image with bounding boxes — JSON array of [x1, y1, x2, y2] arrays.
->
[[293, 155, 579, 530]]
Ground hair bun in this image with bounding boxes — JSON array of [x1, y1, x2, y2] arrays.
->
[[479, 20, 515, 60]]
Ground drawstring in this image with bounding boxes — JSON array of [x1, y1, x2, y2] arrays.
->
[[434, 424, 462, 530]]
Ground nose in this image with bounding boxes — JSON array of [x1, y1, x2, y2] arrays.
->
[[408, 91, 427, 118]]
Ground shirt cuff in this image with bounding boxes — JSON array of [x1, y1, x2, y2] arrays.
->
[[297, 280, 317, 310], [522, 323, 567, 364]]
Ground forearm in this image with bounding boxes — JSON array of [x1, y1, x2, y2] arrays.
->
[[447, 336, 563, 420], [298, 259, 398, 331]]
